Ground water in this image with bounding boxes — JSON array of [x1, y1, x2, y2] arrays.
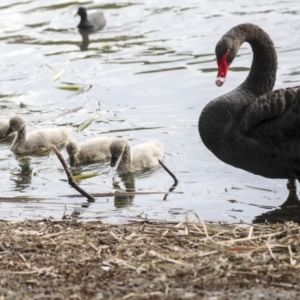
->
[[0, 0, 300, 223]]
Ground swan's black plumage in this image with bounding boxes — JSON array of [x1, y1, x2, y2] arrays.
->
[[199, 24, 300, 189]]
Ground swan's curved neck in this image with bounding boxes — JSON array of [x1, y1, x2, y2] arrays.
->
[[236, 24, 277, 96], [199, 24, 278, 165], [12, 128, 26, 151], [80, 11, 88, 21], [117, 145, 132, 173]]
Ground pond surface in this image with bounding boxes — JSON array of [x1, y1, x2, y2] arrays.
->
[[1, 0, 300, 223]]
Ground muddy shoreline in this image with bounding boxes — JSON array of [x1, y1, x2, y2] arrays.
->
[[0, 217, 300, 299]]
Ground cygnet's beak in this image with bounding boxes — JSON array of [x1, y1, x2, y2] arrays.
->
[[5, 126, 13, 137], [110, 155, 118, 167]]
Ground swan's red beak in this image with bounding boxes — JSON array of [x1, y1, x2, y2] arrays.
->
[[216, 50, 230, 87]]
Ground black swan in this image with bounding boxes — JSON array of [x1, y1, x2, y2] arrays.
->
[[199, 23, 300, 192], [77, 7, 106, 31]]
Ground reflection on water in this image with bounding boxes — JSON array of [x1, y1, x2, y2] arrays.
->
[[113, 172, 136, 208], [114, 194, 135, 208], [113, 172, 136, 192], [11, 155, 32, 191], [79, 30, 90, 51], [253, 192, 300, 224], [0, 0, 300, 223]]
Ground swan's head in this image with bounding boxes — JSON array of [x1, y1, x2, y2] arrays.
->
[[215, 35, 239, 87], [77, 7, 87, 19], [66, 140, 80, 166], [109, 139, 129, 168], [6, 115, 26, 136]]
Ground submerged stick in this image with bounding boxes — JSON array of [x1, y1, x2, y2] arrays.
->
[[158, 159, 178, 186], [63, 190, 183, 198], [158, 159, 179, 201], [89, 94, 117, 116], [52, 145, 95, 202]]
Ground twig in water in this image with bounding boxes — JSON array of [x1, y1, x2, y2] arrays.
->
[[158, 159, 179, 201], [62, 204, 67, 219], [44, 107, 83, 121], [66, 85, 92, 99], [63, 190, 183, 198], [88, 94, 117, 116], [52, 145, 95, 202], [158, 160, 178, 186]]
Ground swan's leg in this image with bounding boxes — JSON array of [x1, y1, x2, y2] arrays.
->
[[287, 179, 297, 192]]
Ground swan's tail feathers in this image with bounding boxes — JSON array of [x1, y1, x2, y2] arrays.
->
[[158, 159, 178, 186]]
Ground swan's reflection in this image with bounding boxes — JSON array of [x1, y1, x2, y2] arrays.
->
[[10, 144, 69, 192], [113, 167, 179, 206], [80, 171, 136, 210], [79, 29, 90, 51], [113, 172, 135, 208], [79, 164, 178, 212], [253, 191, 300, 223], [11, 155, 32, 191]]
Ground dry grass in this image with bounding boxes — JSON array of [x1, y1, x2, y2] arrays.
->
[[1, 213, 300, 299]]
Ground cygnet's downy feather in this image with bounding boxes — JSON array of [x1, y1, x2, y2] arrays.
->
[[109, 138, 164, 173], [6, 115, 70, 154], [0, 119, 15, 142], [66, 137, 115, 166]]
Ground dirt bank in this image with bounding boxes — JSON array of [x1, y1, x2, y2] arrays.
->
[[0, 217, 300, 299]]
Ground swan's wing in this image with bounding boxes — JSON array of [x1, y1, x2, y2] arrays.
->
[[241, 87, 300, 139], [89, 12, 106, 29]]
